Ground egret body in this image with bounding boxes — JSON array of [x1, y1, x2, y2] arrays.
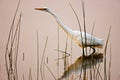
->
[[35, 7, 104, 53]]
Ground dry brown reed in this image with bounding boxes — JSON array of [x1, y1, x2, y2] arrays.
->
[[40, 37, 48, 80], [5, 0, 21, 80], [36, 30, 40, 80]]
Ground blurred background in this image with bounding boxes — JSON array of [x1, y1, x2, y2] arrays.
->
[[0, 0, 120, 80]]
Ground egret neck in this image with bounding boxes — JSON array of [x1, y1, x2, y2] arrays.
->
[[46, 9, 74, 37]]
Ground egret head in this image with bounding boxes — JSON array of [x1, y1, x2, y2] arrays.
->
[[35, 7, 50, 12]]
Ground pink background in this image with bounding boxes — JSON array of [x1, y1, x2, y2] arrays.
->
[[0, 0, 120, 80]]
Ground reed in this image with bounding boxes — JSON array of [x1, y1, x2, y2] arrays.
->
[[5, 0, 21, 79]]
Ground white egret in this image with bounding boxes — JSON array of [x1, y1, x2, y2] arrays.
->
[[35, 7, 104, 54]]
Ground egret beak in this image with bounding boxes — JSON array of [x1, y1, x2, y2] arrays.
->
[[35, 8, 46, 11]]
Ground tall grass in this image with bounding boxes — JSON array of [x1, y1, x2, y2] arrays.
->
[[5, 5, 21, 80], [55, 26, 60, 79], [40, 37, 48, 80], [4, 0, 21, 80], [104, 26, 111, 80], [36, 30, 40, 80], [28, 68, 32, 80]]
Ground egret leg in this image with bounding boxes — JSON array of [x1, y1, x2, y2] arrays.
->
[[90, 47, 96, 55]]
